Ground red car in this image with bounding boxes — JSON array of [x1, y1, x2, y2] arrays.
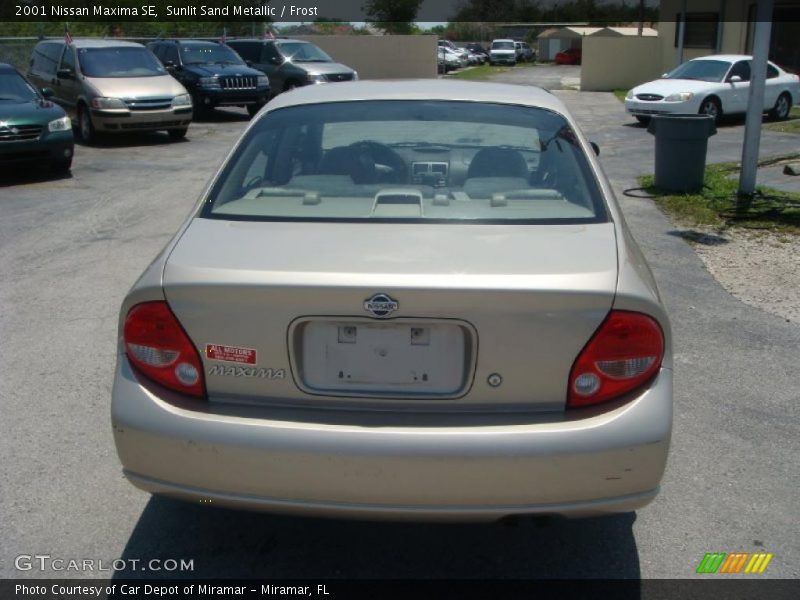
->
[[555, 47, 582, 65]]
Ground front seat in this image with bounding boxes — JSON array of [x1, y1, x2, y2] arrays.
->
[[467, 147, 529, 179]]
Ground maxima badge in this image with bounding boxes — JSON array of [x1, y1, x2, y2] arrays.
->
[[363, 293, 399, 318]]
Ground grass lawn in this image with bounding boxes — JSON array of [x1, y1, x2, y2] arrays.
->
[[639, 158, 800, 234], [613, 89, 628, 103], [764, 106, 800, 134], [446, 63, 536, 81]]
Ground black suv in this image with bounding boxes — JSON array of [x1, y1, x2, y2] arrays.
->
[[147, 40, 270, 117], [226, 39, 357, 96]]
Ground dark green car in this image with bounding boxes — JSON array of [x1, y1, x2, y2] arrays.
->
[[0, 63, 74, 173]]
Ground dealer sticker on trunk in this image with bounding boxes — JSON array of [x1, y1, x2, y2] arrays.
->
[[205, 343, 257, 365]]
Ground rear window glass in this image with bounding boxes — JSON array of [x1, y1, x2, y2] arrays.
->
[[78, 47, 165, 78], [203, 100, 607, 224]]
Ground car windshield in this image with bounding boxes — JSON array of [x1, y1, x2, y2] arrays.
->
[[492, 42, 515, 50], [665, 59, 730, 82], [0, 72, 39, 102], [277, 42, 333, 63], [78, 47, 166, 77], [180, 43, 244, 65], [204, 100, 606, 224]]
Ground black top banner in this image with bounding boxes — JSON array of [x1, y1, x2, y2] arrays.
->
[[3, 0, 663, 24]]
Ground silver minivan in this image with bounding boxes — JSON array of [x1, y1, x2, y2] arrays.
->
[[28, 39, 192, 143]]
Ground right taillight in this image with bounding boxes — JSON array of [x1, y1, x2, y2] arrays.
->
[[568, 310, 664, 408], [123, 301, 205, 398]]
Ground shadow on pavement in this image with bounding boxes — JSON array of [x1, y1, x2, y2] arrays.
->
[[668, 229, 730, 246], [0, 165, 72, 187], [113, 496, 641, 580]]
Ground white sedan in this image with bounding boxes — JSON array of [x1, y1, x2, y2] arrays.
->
[[625, 54, 799, 124]]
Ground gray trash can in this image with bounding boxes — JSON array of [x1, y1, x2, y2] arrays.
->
[[647, 115, 716, 192]]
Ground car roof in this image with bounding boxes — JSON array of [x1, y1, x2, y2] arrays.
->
[[228, 38, 305, 44], [492, 39, 515, 43], [265, 80, 566, 115], [62, 39, 144, 49], [159, 39, 223, 46], [689, 54, 752, 63]]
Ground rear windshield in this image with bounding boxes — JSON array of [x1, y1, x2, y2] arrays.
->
[[492, 42, 515, 50], [78, 47, 165, 78], [203, 100, 607, 224], [0, 72, 39, 102], [180, 43, 244, 65]]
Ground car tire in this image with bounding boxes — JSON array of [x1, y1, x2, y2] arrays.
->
[[246, 103, 264, 118], [78, 104, 96, 144], [769, 93, 792, 121], [635, 116, 651, 125], [51, 156, 72, 173], [168, 128, 188, 141], [698, 97, 721, 123]]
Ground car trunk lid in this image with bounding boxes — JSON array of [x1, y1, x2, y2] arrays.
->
[[163, 218, 618, 412]]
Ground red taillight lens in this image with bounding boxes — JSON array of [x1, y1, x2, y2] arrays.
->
[[568, 310, 664, 408], [123, 301, 205, 398]]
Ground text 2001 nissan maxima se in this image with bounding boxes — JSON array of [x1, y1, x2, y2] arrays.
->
[[112, 80, 672, 521]]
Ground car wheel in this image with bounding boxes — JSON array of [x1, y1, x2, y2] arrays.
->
[[78, 105, 95, 144], [635, 116, 651, 125], [51, 156, 72, 173], [699, 97, 721, 123], [247, 103, 264, 118], [770, 93, 792, 121], [168, 128, 188, 141]]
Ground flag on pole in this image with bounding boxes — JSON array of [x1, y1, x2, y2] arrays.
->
[[64, 23, 73, 46]]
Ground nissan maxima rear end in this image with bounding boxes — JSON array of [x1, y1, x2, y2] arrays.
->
[[112, 80, 672, 521]]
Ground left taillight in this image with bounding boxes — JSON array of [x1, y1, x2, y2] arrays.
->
[[123, 301, 205, 398], [568, 310, 664, 408]]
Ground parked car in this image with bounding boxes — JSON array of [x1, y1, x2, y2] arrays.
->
[[519, 42, 535, 62], [27, 39, 192, 144], [146, 40, 270, 118], [625, 54, 800, 124], [0, 63, 73, 172], [226, 38, 357, 96], [112, 79, 672, 522], [439, 47, 463, 72], [489, 39, 517, 66], [465, 43, 489, 61], [555, 47, 582, 65]]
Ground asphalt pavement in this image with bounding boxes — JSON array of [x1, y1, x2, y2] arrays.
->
[[1, 83, 798, 581]]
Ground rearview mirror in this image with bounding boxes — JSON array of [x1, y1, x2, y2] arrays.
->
[[590, 141, 600, 156], [56, 68, 74, 79], [40, 87, 55, 98], [729, 75, 742, 83]]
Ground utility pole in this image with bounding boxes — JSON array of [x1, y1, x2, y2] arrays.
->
[[677, 0, 687, 67], [738, 0, 773, 199]]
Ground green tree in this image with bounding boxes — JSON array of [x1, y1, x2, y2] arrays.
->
[[364, 0, 423, 34]]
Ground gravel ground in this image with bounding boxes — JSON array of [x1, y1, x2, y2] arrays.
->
[[689, 228, 800, 323]]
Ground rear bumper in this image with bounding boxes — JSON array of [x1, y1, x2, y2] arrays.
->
[[112, 357, 672, 522]]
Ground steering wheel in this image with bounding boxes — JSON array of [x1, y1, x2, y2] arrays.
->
[[349, 141, 408, 184]]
